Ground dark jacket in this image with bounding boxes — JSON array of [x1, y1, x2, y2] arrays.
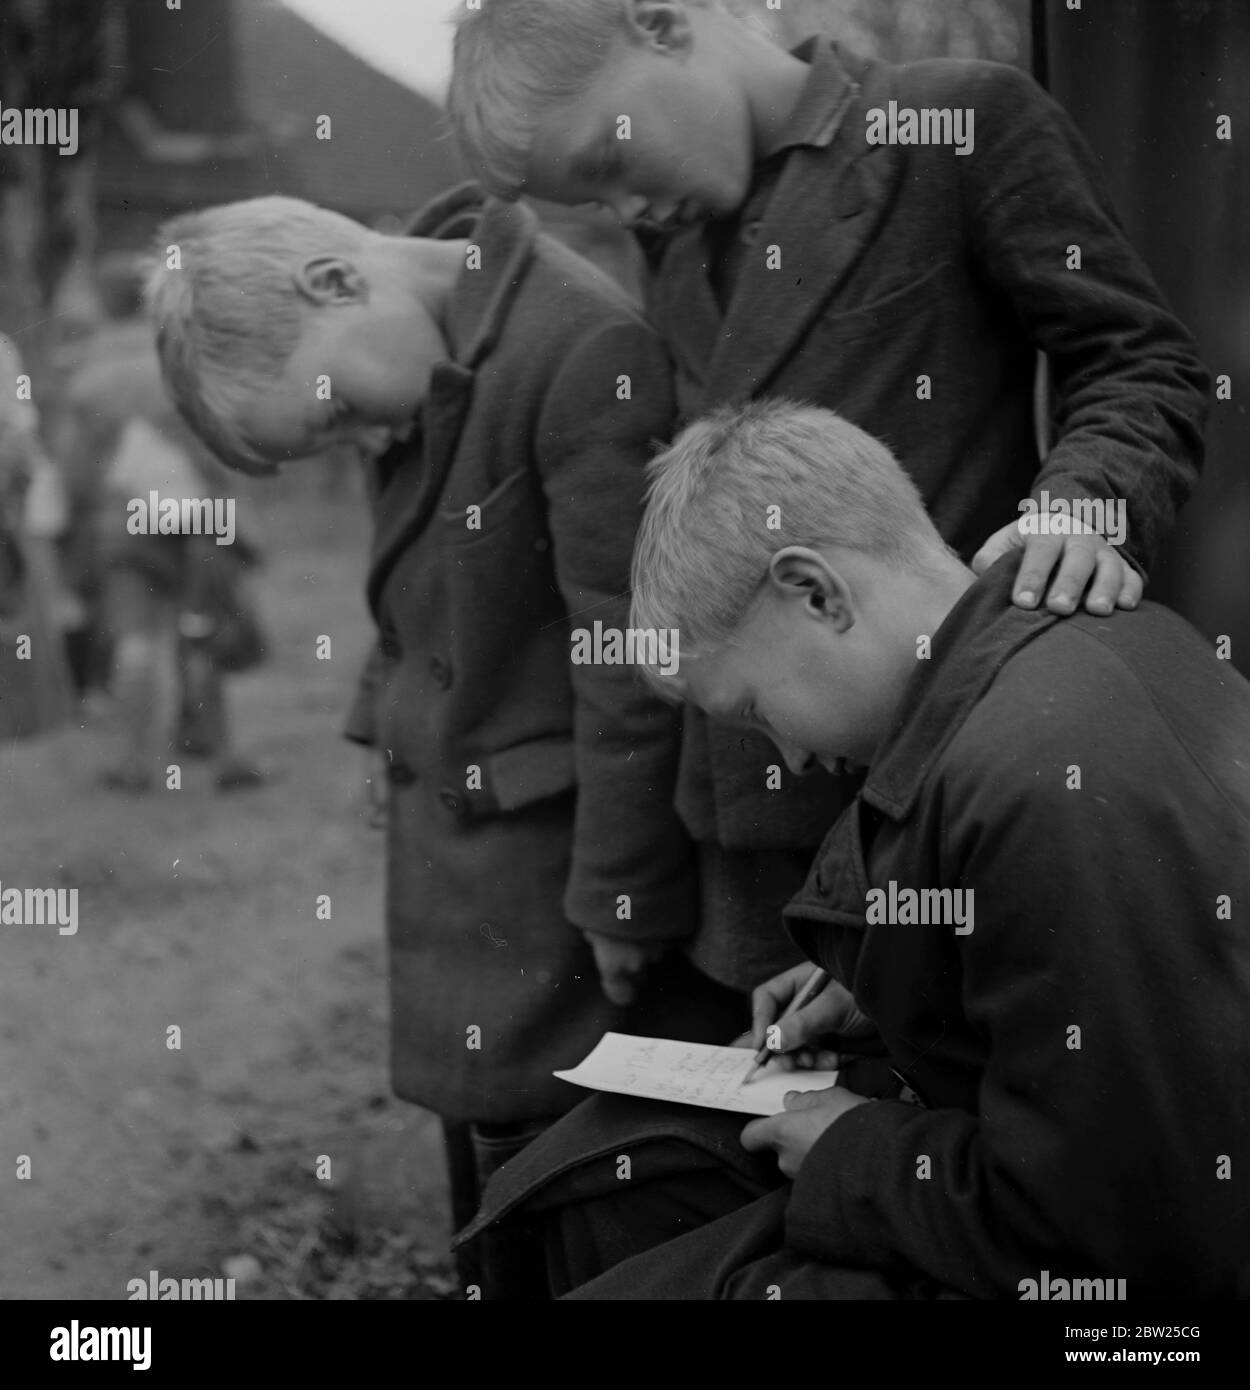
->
[[460, 556, 1250, 1298], [347, 187, 702, 1123], [648, 41, 1210, 856], [779, 555, 1250, 1298]]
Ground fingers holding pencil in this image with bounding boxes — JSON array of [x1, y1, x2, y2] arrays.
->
[[745, 962, 880, 1080], [745, 964, 836, 1081]]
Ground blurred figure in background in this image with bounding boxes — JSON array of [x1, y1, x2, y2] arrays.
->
[[0, 330, 76, 741], [48, 258, 269, 793]]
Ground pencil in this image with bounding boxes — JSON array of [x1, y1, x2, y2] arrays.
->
[[741, 966, 832, 1084]]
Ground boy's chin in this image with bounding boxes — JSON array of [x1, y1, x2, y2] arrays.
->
[[705, 168, 754, 219]]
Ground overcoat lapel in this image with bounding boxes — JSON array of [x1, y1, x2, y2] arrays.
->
[[648, 227, 722, 395], [706, 132, 903, 402], [365, 194, 539, 613], [366, 362, 475, 616]]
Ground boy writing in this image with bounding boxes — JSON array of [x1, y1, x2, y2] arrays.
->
[[459, 401, 1250, 1299]]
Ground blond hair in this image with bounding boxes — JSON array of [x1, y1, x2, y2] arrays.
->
[[448, 0, 725, 198], [146, 196, 368, 475], [630, 400, 953, 678]]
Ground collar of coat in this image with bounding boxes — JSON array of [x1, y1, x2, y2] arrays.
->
[[782, 555, 1063, 934], [761, 36, 860, 157], [403, 180, 540, 371], [860, 553, 1064, 824]]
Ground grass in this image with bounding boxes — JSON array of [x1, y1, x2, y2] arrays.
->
[[0, 476, 456, 1300]]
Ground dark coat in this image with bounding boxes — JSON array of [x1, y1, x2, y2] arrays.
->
[[347, 188, 720, 1124], [461, 557, 1250, 1298], [646, 41, 1210, 858], [780, 557, 1250, 1298]]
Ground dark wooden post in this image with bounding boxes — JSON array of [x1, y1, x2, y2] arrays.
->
[[1046, 0, 1250, 670]]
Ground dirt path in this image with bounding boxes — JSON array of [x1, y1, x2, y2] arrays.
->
[[0, 487, 454, 1300]]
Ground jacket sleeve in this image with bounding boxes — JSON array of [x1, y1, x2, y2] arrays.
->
[[534, 316, 696, 944], [957, 62, 1209, 574], [785, 678, 1248, 1297], [342, 458, 393, 749]]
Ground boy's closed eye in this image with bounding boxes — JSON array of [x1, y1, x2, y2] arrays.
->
[[719, 701, 765, 733], [327, 401, 373, 446]]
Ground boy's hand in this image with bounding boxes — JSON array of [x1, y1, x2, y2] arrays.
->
[[750, 964, 874, 1072], [740, 1086, 870, 1178], [585, 933, 669, 1006], [972, 519, 1142, 616]]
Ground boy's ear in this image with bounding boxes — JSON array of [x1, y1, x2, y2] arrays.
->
[[622, 0, 694, 54], [294, 256, 368, 307], [768, 547, 853, 628]]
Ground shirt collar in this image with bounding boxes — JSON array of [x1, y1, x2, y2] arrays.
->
[[860, 555, 1066, 823], [759, 37, 859, 159]]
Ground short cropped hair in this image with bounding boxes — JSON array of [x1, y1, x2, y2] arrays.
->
[[448, 0, 723, 198], [630, 400, 954, 674], [145, 195, 367, 475]]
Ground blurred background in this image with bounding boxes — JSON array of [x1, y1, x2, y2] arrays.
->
[[0, 0, 1244, 1299]]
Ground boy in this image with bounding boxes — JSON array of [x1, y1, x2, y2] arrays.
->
[[51, 267, 267, 792], [459, 401, 1250, 1299], [448, 0, 1210, 993], [0, 331, 75, 739], [146, 188, 741, 1292]]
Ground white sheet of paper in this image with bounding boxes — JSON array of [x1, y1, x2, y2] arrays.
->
[[554, 1032, 841, 1117]]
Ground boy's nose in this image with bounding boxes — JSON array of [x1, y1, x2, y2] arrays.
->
[[778, 744, 817, 777], [614, 194, 652, 228]]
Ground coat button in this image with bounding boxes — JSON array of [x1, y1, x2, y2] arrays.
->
[[429, 655, 452, 690], [388, 762, 417, 786], [438, 788, 464, 816], [380, 633, 402, 660]]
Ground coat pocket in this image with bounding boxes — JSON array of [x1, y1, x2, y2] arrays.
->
[[438, 464, 537, 542], [481, 735, 577, 814], [810, 259, 954, 349]]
